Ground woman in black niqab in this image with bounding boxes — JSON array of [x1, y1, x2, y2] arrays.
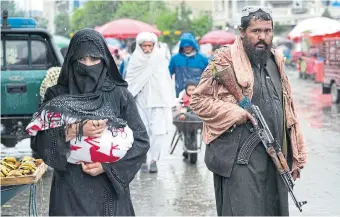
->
[[30, 28, 150, 216]]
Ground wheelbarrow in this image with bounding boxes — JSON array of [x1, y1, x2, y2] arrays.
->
[[170, 119, 203, 164]]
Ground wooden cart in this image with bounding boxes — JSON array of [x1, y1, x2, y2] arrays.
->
[[1, 162, 47, 216]]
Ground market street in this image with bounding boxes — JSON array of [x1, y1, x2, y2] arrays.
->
[[1, 69, 340, 216]]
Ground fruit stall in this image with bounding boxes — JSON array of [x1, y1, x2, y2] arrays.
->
[[1, 156, 47, 216]]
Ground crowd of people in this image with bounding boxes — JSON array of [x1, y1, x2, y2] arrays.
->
[[29, 5, 307, 216]]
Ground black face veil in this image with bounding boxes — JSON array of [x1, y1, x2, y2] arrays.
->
[[30, 29, 128, 135], [58, 28, 127, 94]]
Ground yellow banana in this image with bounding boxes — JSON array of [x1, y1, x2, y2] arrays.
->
[[19, 165, 34, 171], [3, 157, 17, 165], [0, 171, 5, 177], [22, 169, 31, 175], [20, 156, 35, 163], [8, 170, 23, 177], [1, 166, 9, 176], [21, 161, 36, 167], [1, 161, 16, 170]]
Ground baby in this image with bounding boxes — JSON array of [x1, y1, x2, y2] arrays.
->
[[26, 111, 133, 164]]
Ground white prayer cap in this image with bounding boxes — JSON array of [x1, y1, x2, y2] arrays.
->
[[136, 32, 158, 45]]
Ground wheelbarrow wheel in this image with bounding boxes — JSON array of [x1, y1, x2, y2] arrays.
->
[[189, 153, 197, 164]]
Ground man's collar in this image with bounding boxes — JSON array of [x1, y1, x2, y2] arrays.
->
[[183, 50, 197, 57]]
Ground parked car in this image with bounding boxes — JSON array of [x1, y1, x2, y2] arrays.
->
[[1, 11, 63, 147]]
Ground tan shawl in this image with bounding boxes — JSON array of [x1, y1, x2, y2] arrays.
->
[[190, 37, 307, 171]]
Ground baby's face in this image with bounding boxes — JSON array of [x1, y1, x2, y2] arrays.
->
[[186, 85, 196, 96]]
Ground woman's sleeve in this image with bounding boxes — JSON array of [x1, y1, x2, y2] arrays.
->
[[102, 91, 150, 196], [30, 87, 70, 171]]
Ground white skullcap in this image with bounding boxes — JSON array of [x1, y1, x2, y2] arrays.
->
[[136, 32, 158, 45]]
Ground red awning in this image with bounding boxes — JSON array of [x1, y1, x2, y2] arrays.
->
[[96, 18, 161, 39], [199, 30, 236, 45]]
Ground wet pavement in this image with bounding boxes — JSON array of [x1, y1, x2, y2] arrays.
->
[[1, 69, 340, 216]]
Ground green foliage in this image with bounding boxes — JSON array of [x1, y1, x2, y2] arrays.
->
[[113, 1, 166, 23], [70, 0, 213, 46], [55, 12, 71, 37], [71, 1, 120, 31], [155, 10, 179, 46], [35, 17, 49, 29], [1, 0, 24, 17], [273, 22, 291, 36], [190, 14, 213, 39], [176, 1, 192, 32]]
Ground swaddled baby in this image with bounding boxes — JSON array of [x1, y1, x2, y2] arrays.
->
[[26, 98, 134, 164]]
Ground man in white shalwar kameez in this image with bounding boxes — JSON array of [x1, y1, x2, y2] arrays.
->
[[125, 32, 175, 173]]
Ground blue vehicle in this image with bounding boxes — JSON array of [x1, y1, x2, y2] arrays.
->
[[169, 33, 209, 97]]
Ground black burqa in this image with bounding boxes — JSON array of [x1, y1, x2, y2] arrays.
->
[[30, 28, 150, 216]]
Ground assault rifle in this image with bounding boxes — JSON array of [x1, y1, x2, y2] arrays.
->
[[219, 66, 307, 212], [239, 97, 307, 212]]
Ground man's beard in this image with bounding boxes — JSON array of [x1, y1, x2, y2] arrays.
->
[[242, 36, 272, 67]]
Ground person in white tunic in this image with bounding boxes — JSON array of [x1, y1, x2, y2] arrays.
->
[[125, 32, 175, 173]]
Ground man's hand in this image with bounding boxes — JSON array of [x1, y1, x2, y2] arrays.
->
[[291, 169, 300, 181], [81, 162, 105, 176], [235, 109, 257, 126]]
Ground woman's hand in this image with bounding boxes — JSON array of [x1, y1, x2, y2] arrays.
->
[[81, 162, 105, 176], [65, 119, 107, 142], [65, 124, 78, 142], [83, 119, 107, 137]]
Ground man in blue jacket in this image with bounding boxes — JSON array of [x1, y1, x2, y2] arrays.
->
[[169, 33, 209, 97]]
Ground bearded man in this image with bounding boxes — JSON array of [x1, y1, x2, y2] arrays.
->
[[125, 32, 175, 173], [190, 7, 307, 216]]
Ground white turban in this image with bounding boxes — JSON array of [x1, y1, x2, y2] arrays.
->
[[136, 32, 158, 45]]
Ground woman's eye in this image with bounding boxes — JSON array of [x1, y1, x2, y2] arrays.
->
[[79, 57, 85, 61], [90, 57, 99, 61]]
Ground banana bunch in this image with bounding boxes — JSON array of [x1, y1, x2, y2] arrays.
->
[[0, 156, 38, 178]]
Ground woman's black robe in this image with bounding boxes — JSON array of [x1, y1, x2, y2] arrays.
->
[[32, 86, 149, 216], [30, 29, 150, 216]]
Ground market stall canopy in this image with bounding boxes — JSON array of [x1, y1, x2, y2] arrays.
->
[[309, 31, 340, 44], [95, 18, 161, 39], [53, 35, 70, 48], [288, 17, 340, 41], [199, 30, 236, 45]]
